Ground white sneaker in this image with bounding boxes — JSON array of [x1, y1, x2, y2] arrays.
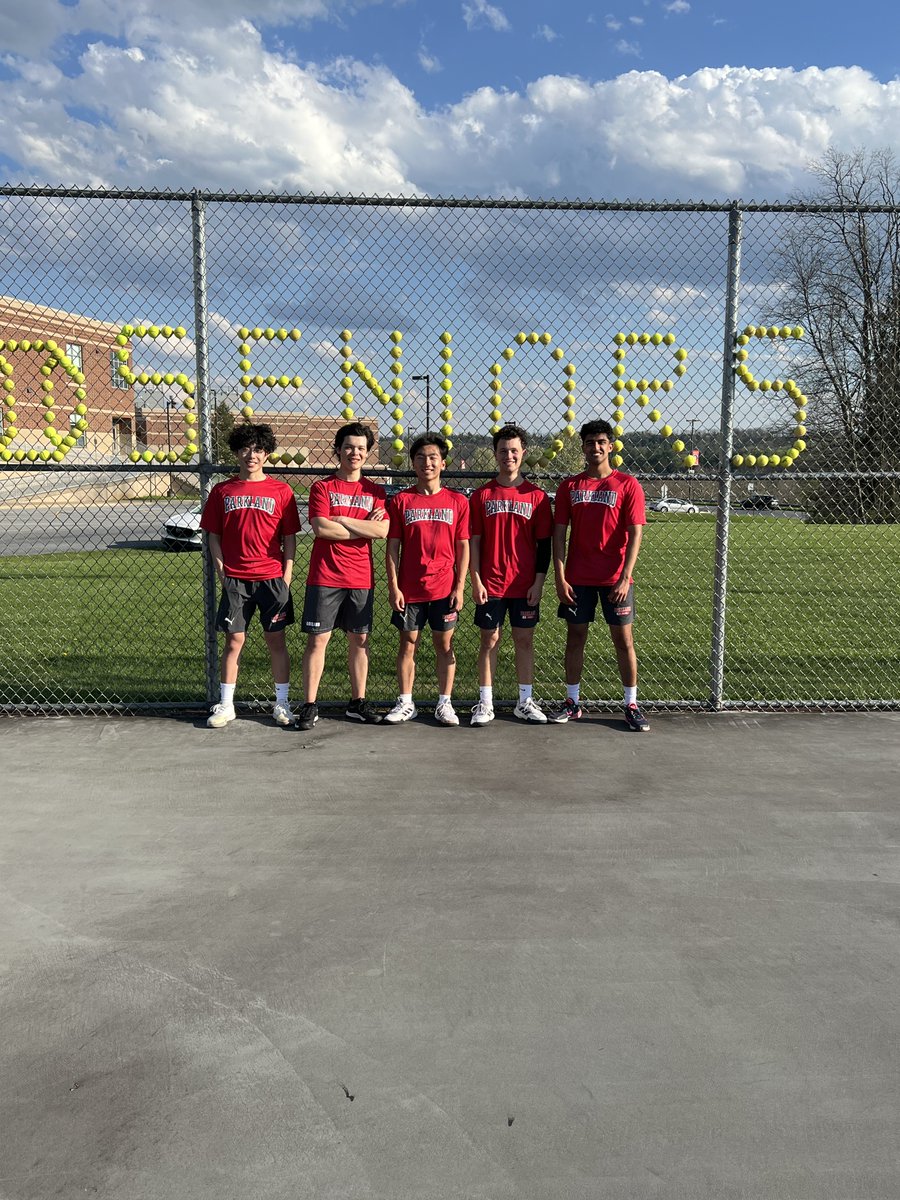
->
[[435, 699, 460, 726], [383, 698, 418, 724], [470, 701, 495, 727], [273, 701, 294, 727], [514, 696, 548, 723], [207, 702, 236, 729]]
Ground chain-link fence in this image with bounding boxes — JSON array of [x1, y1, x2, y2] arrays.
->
[[1, 188, 898, 713]]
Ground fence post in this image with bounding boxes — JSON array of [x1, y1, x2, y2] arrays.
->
[[709, 201, 743, 709], [191, 190, 219, 705]]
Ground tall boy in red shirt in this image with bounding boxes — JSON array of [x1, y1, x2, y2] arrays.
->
[[384, 433, 470, 726], [200, 423, 301, 729], [551, 419, 650, 731], [297, 422, 388, 730], [468, 423, 553, 726]]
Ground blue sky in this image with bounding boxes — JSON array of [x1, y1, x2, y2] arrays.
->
[[1, 0, 900, 199]]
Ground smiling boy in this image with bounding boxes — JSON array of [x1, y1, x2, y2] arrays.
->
[[384, 433, 470, 726], [297, 422, 388, 730], [551, 419, 649, 731], [200, 422, 301, 729]]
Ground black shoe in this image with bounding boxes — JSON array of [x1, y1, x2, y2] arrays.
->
[[345, 698, 382, 724], [547, 697, 584, 723], [624, 703, 650, 732], [296, 701, 319, 730]]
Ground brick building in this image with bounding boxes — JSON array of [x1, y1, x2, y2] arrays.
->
[[0, 296, 134, 456]]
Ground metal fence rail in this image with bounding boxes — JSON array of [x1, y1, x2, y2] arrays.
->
[[1, 188, 898, 714]]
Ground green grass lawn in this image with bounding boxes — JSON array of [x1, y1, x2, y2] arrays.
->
[[2, 514, 899, 709]]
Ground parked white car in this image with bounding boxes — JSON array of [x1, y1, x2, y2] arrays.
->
[[649, 498, 699, 514], [161, 508, 203, 550]]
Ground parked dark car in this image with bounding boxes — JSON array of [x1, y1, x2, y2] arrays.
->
[[740, 494, 780, 510]]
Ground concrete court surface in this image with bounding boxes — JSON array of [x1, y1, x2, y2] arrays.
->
[[1, 710, 899, 1200]]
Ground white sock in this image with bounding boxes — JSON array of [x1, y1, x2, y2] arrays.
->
[[399, 693, 413, 704], [275, 682, 290, 704], [220, 682, 236, 707], [518, 684, 532, 703], [438, 693, 451, 706], [566, 684, 580, 702], [624, 686, 637, 707], [480, 686, 493, 705]]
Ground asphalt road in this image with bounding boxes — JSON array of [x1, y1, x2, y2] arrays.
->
[[0, 502, 316, 556]]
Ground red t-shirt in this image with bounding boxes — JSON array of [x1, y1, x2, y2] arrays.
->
[[307, 475, 387, 589], [469, 479, 553, 598], [200, 476, 301, 579], [387, 487, 470, 603], [554, 470, 646, 587]]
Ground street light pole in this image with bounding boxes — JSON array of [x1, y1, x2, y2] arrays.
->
[[165, 398, 177, 495], [412, 374, 431, 432]]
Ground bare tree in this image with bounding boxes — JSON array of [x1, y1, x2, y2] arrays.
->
[[781, 147, 900, 521]]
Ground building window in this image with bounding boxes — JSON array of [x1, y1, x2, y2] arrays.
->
[[66, 342, 83, 371], [110, 348, 129, 389], [69, 413, 87, 448]]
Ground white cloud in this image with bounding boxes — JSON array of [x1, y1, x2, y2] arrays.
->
[[615, 39, 641, 56], [3, 16, 900, 206], [665, 0, 690, 12], [605, 14, 623, 30], [418, 45, 441, 73], [629, 15, 645, 24], [536, 25, 559, 42], [462, 0, 511, 33]]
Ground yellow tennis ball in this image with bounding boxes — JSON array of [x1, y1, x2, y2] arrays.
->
[[441, 424, 453, 436], [391, 331, 402, 343], [660, 424, 673, 437], [732, 454, 744, 467], [649, 409, 661, 422], [392, 438, 404, 451], [440, 331, 452, 344], [342, 408, 355, 420], [612, 454, 623, 467], [614, 332, 626, 345], [242, 405, 253, 418], [672, 439, 685, 452], [683, 454, 696, 468], [756, 454, 769, 467], [503, 347, 515, 360]]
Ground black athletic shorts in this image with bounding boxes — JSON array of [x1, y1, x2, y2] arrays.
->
[[473, 597, 540, 630], [391, 594, 460, 633], [301, 585, 374, 634], [557, 583, 635, 627], [216, 575, 294, 634]]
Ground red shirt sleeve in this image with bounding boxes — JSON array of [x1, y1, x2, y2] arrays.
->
[[535, 490, 553, 538], [621, 476, 647, 526], [281, 488, 302, 535], [199, 484, 223, 534], [307, 479, 330, 521], [388, 494, 404, 540], [456, 493, 470, 540], [554, 480, 571, 526]]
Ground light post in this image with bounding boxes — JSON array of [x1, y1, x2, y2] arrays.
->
[[411, 374, 431, 432], [688, 418, 697, 502], [165, 398, 177, 495]]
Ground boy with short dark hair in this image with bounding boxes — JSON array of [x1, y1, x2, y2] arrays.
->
[[468, 423, 553, 726], [384, 433, 470, 726], [297, 422, 388, 730], [200, 422, 301, 729], [551, 419, 650, 731]]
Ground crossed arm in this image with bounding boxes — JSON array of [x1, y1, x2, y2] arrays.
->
[[311, 509, 389, 542]]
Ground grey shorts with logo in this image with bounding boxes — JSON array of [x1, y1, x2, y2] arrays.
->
[[557, 584, 635, 627], [301, 585, 374, 634], [216, 576, 294, 634], [391, 594, 459, 633], [473, 597, 540, 629]]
